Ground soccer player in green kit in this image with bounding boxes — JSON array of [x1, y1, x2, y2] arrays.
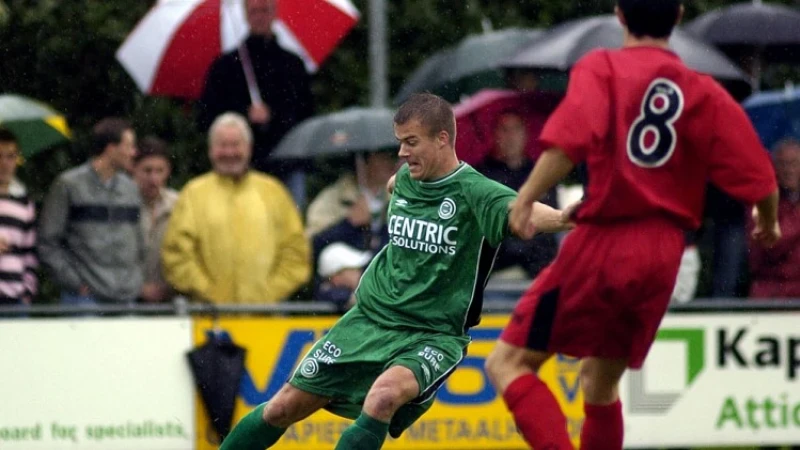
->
[[219, 93, 576, 450]]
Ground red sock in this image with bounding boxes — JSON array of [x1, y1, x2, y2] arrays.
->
[[581, 400, 623, 450], [502, 374, 573, 450]]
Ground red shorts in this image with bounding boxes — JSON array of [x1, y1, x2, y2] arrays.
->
[[500, 218, 685, 368]]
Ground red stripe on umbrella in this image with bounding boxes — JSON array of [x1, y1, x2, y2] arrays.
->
[[280, 0, 357, 65], [151, 0, 222, 99], [117, 0, 359, 100]]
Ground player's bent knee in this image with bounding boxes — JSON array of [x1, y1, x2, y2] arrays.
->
[[484, 347, 507, 382], [263, 385, 325, 428], [485, 346, 524, 390], [486, 341, 545, 389], [364, 386, 407, 420], [364, 368, 420, 421], [263, 397, 295, 428]]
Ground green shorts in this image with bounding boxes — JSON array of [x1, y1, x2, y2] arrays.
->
[[289, 306, 470, 437]]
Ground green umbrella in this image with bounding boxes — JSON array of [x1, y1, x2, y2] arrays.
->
[[0, 94, 72, 158]]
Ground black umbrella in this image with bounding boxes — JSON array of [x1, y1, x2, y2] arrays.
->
[[187, 327, 246, 443], [270, 107, 397, 160], [684, 1, 800, 90], [394, 28, 544, 104], [503, 15, 749, 86]]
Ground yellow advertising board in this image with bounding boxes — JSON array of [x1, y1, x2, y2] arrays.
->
[[193, 316, 583, 450]]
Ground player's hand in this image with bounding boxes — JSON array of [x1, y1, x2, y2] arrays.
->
[[560, 201, 581, 230], [248, 102, 271, 125], [751, 207, 781, 248], [509, 199, 536, 240], [0, 236, 9, 254]]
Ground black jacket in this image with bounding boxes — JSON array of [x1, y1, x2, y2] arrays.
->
[[197, 35, 314, 175]]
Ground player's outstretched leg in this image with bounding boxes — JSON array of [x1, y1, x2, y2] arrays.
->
[[334, 366, 420, 450], [486, 341, 573, 449], [220, 383, 330, 450], [578, 357, 627, 450]]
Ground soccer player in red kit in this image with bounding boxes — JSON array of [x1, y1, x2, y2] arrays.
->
[[484, 1, 781, 450]]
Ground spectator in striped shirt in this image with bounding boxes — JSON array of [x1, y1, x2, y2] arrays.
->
[[0, 128, 37, 307]]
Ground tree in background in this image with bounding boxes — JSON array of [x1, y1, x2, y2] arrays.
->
[[1, 0, 797, 198]]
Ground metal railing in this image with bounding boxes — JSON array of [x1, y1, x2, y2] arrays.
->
[[1, 293, 799, 317]]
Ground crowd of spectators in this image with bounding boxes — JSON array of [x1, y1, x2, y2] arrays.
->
[[0, 0, 798, 314], [2, 110, 795, 313]]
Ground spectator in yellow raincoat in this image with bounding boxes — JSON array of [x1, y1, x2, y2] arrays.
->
[[161, 112, 310, 304]]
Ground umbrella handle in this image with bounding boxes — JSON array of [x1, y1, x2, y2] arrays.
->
[[222, 0, 264, 106], [238, 44, 265, 106]]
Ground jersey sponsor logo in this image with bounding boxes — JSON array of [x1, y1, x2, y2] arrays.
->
[[395, 198, 409, 207], [299, 358, 319, 378], [311, 340, 342, 365], [419, 346, 445, 373], [438, 198, 456, 220], [627, 78, 684, 168], [388, 214, 458, 255]]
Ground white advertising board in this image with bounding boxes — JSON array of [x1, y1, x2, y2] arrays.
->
[[0, 318, 195, 450], [623, 313, 800, 448]]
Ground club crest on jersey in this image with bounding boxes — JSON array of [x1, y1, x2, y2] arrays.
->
[[438, 198, 456, 220], [299, 358, 319, 378]]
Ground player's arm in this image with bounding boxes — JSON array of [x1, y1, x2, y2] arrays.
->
[[706, 88, 780, 248], [509, 56, 608, 240], [528, 201, 577, 234], [509, 149, 575, 238]]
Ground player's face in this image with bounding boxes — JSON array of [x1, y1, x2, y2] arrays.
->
[[394, 119, 449, 181], [210, 124, 252, 178]]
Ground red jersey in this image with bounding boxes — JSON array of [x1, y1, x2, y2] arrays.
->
[[540, 47, 777, 229]]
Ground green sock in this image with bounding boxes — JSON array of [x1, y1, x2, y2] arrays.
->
[[219, 403, 286, 450], [334, 412, 390, 450]]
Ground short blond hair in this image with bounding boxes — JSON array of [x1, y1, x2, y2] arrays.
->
[[394, 93, 456, 146]]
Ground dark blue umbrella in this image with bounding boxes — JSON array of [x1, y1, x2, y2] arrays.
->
[[743, 87, 800, 150]]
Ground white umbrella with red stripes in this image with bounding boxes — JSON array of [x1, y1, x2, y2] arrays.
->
[[116, 0, 359, 99]]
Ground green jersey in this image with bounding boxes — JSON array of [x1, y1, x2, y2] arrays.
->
[[355, 162, 517, 337]]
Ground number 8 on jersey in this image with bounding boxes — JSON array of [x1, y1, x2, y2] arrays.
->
[[627, 78, 684, 168]]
